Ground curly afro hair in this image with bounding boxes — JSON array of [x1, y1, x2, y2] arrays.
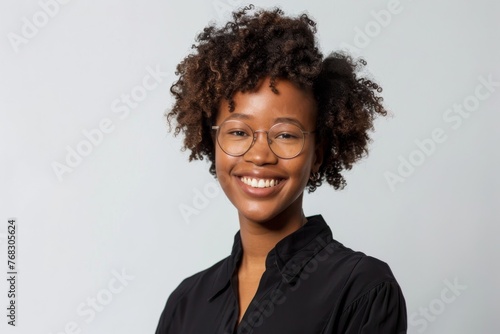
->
[[166, 4, 387, 192]]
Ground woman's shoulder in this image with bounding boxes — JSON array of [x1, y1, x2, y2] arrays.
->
[[155, 256, 232, 332], [317, 240, 407, 331], [325, 238, 400, 291], [168, 255, 230, 301], [305, 215, 399, 282]]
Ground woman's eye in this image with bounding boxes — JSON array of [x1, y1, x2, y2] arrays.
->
[[228, 130, 248, 137], [276, 133, 298, 139]]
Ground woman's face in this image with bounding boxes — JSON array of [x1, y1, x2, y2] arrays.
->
[[214, 77, 323, 225]]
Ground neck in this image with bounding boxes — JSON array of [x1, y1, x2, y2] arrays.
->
[[237, 203, 307, 273]]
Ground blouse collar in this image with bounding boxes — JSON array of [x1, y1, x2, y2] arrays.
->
[[208, 215, 333, 302]]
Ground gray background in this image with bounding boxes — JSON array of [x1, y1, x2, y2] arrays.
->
[[1, 0, 498, 333]]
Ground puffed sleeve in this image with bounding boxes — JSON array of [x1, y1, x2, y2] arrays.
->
[[337, 280, 407, 334]]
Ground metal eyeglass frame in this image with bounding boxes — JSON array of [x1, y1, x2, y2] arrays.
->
[[211, 121, 315, 159]]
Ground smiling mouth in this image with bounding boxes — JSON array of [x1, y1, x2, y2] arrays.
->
[[240, 177, 283, 188]]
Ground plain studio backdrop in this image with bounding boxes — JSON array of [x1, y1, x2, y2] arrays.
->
[[0, 0, 498, 333]]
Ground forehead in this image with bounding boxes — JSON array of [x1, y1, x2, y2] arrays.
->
[[216, 77, 317, 128]]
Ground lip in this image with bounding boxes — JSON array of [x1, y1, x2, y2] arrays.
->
[[234, 176, 286, 197], [233, 171, 286, 197], [234, 169, 287, 179]]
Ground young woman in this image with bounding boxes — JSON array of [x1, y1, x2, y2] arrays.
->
[[156, 5, 407, 334]]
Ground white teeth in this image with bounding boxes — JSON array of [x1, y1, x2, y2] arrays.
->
[[241, 177, 281, 188]]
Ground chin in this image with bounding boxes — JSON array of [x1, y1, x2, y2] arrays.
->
[[237, 207, 281, 224]]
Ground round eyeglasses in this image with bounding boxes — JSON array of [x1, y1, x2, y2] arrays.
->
[[212, 120, 315, 159]]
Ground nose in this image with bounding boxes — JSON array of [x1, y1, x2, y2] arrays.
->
[[243, 131, 278, 165]]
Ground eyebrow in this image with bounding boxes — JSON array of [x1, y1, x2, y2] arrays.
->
[[274, 117, 305, 129], [224, 113, 306, 129], [225, 113, 251, 120]]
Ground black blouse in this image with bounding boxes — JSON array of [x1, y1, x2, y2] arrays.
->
[[155, 215, 407, 333]]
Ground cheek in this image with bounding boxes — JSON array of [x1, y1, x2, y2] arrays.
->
[[290, 150, 316, 184], [214, 150, 224, 178], [298, 148, 316, 172], [214, 149, 234, 186]]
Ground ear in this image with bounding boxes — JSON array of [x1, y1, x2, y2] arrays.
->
[[311, 138, 325, 173]]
